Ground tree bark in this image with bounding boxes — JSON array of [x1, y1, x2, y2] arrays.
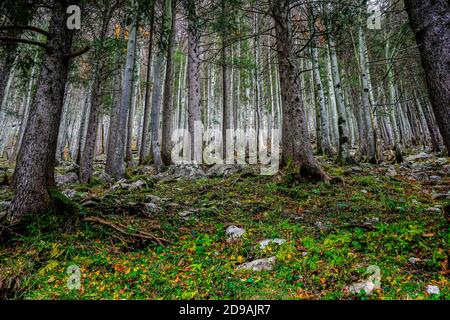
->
[[8, 0, 77, 225], [160, 0, 176, 166], [107, 18, 137, 178], [270, 0, 329, 181], [404, 0, 450, 153], [138, 2, 155, 165]]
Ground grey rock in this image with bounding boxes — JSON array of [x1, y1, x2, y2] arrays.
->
[[426, 285, 440, 295], [95, 172, 113, 183], [55, 172, 79, 187], [409, 172, 429, 182], [145, 202, 163, 216], [178, 210, 199, 221], [346, 280, 379, 295], [226, 225, 246, 240], [236, 257, 277, 272], [62, 189, 77, 198], [206, 164, 245, 177], [129, 180, 146, 190], [145, 195, 162, 203], [0, 201, 11, 211], [386, 166, 397, 177], [157, 165, 206, 182], [435, 158, 448, 166], [429, 175, 442, 182], [258, 239, 286, 249], [406, 152, 432, 162], [409, 257, 421, 265]]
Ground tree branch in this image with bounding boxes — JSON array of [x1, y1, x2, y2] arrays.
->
[[0, 36, 48, 49], [65, 46, 91, 59], [0, 25, 50, 37]]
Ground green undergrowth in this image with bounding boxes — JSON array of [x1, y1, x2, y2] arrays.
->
[[0, 164, 448, 300]]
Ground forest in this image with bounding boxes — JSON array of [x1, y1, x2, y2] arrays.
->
[[0, 0, 449, 300]]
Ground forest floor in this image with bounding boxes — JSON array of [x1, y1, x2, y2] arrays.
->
[[0, 151, 449, 300]]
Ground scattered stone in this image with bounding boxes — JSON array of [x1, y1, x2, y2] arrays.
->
[[62, 189, 77, 198], [258, 239, 286, 249], [409, 172, 429, 182], [429, 175, 442, 182], [145, 195, 162, 203], [435, 158, 448, 166], [55, 172, 79, 187], [60, 161, 79, 173], [0, 201, 11, 211], [426, 285, 440, 295], [226, 225, 246, 240], [365, 217, 380, 224], [301, 252, 308, 257], [95, 172, 113, 183], [443, 164, 450, 173], [405, 152, 432, 162], [129, 180, 146, 190], [346, 280, 379, 295], [411, 199, 419, 205], [236, 257, 276, 272], [178, 210, 199, 220], [386, 166, 397, 177], [361, 190, 368, 194], [206, 164, 245, 177], [145, 202, 163, 216], [409, 257, 421, 265], [350, 167, 363, 173]]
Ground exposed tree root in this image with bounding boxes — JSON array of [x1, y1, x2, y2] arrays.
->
[[84, 216, 168, 246]]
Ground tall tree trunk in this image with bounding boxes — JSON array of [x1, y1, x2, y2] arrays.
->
[[221, 0, 232, 163], [270, 0, 329, 181], [186, 0, 202, 164], [311, 42, 333, 156], [79, 6, 112, 183], [160, 0, 176, 166], [8, 0, 77, 225], [328, 34, 354, 164], [357, 24, 376, 163], [107, 18, 137, 178], [139, 2, 155, 165], [404, 0, 450, 154]]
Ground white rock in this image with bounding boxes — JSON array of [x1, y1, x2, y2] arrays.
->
[[346, 280, 379, 295], [236, 257, 276, 272], [226, 225, 246, 240], [145, 202, 162, 215], [258, 238, 286, 249], [426, 285, 440, 295], [409, 257, 420, 264], [130, 180, 146, 190], [406, 152, 432, 162], [361, 190, 368, 194]]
